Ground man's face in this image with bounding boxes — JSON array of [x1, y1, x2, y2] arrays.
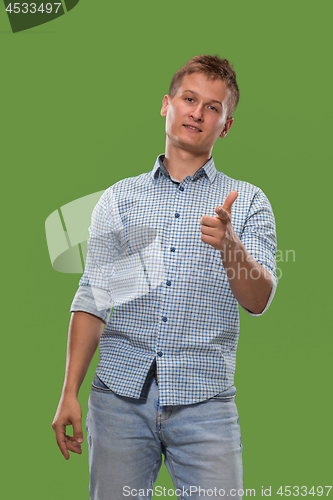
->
[[161, 72, 233, 157]]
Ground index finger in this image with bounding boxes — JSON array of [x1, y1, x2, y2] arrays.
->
[[221, 191, 238, 214], [54, 422, 70, 460]]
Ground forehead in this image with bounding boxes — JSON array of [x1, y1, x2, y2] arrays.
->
[[176, 72, 229, 103]]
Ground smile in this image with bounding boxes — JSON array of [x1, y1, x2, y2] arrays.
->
[[183, 125, 201, 132]]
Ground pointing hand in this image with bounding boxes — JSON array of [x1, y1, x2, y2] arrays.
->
[[200, 191, 238, 251]]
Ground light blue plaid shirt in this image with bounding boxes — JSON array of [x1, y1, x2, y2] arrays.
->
[[71, 155, 278, 405]]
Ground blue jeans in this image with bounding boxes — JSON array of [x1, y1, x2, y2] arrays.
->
[[86, 372, 243, 499]]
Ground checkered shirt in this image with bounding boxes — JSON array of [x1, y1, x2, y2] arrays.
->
[[71, 155, 278, 405]]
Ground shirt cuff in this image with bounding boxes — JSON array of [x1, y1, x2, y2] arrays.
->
[[70, 286, 113, 324], [240, 271, 277, 317]]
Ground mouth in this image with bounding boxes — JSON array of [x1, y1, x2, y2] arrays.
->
[[183, 124, 202, 133]]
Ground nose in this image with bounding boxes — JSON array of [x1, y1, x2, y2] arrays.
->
[[190, 104, 203, 122]]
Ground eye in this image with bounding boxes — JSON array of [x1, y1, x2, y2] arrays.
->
[[208, 105, 217, 111], [185, 97, 194, 102]]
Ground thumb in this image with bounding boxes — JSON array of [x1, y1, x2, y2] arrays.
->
[[73, 418, 83, 444], [221, 191, 238, 214]]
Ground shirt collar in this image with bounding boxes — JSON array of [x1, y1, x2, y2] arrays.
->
[[151, 154, 218, 184]]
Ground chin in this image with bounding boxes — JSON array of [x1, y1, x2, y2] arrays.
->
[[178, 141, 208, 156]]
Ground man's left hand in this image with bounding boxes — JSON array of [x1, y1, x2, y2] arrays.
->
[[200, 191, 238, 251]]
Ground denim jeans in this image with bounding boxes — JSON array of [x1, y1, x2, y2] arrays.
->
[[86, 372, 243, 500]]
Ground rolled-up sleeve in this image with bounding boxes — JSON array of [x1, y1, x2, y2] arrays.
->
[[70, 286, 112, 323], [240, 188, 278, 316], [70, 188, 116, 323]]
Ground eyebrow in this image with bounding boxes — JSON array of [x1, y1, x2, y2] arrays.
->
[[182, 90, 222, 106]]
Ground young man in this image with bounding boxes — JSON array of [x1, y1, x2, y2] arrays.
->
[[52, 55, 277, 499]]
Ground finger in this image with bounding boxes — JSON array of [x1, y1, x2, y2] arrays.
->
[[65, 435, 82, 454], [66, 435, 82, 444], [72, 417, 84, 445], [200, 215, 220, 228], [214, 207, 229, 223], [200, 224, 217, 237], [221, 191, 238, 214], [54, 424, 70, 460], [66, 435, 77, 442], [201, 233, 219, 249]]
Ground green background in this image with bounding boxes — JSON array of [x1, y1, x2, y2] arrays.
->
[[1, 1, 332, 498]]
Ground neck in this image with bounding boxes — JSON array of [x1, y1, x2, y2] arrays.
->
[[162, 143, 211, 182]]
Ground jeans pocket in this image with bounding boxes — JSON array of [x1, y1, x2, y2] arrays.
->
[[211, 385, 236, 401], [91, 373, 113, 393]]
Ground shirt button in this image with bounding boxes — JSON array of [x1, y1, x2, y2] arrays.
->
[[157, 351, 163, 357], [175, 213, 180, 218], [166, 281, 171, 286], [179, 186, 184, 192], [162, 317, 167, 322], [170, 247, 175, 252]]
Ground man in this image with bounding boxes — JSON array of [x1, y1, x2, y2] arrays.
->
[[52, 55, 277, 499]]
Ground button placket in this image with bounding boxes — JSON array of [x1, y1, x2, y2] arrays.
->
[[158, 180, 187, 357]]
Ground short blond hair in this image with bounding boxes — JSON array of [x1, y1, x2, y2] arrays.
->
[[169, 55, 240, 119]]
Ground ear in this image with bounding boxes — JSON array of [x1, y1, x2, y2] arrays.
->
[[161, 95, 170, 117], [219, 118, 234, 138]]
